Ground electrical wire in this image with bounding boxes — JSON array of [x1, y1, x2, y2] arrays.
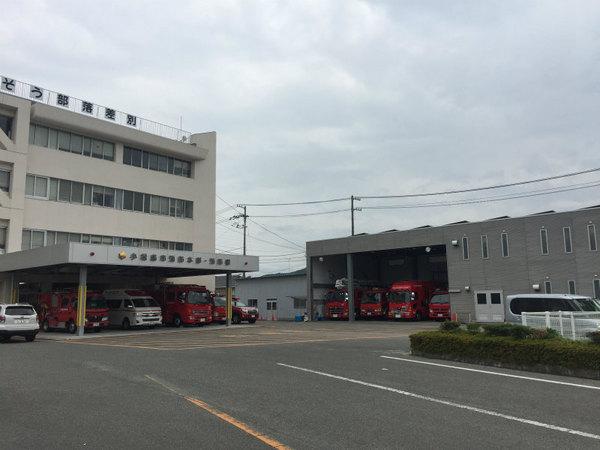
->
[[241, 196, 349, 207], [361, 167, 600, 199], [250, 208, 349, 218], [362, 179, 600, 210]]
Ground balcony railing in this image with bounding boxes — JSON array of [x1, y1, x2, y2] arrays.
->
[[0, 75, 192, 143]]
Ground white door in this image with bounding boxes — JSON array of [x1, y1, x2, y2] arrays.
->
[[474, 291, 504, 322]]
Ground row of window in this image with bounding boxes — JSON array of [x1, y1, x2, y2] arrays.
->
[[28, 124, 193, 179], [461, 225, 598, 260], [21, 228, 193, 251], [245, 298, 307, 310], [25, 174, 193, 219], [29, 123, 115, 161], [123, 147, 192, 178], [540, 279, 600, 298]]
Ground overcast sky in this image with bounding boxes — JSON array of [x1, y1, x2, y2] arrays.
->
[[3, 1, 600, 274]]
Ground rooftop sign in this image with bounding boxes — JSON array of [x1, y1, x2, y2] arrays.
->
[[0, 76, 192, 143]]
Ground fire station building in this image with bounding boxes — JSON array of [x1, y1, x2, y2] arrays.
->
[[306, 206, 600, 322], [0, 76, 257, 304]]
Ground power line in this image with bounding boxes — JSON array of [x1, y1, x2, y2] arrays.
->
[[241, 196, 349, 207], [250, 208, 349, 218], [216, 222, 301, 251], [245, 216, 304, 249], [362, 179, 600, 210], [361, 167, 600, 199]]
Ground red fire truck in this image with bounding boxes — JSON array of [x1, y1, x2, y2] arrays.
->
[[358, 287, 388, 319], [428, 290, 451, 320], [387, 280, 444, 321], [39, 290, 110, 333], [324, 279, 363, 320], [210, 296, 258, 324], [150, 284, 212, 327]]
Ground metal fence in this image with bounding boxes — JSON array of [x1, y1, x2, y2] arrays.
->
[[0, 76, 192, 143], [522, 311, 600, 340]]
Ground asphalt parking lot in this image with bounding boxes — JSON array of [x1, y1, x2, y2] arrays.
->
[[2, 320, 600, 449]]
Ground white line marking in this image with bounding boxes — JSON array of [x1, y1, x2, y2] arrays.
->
[[277, 363, 600, 441], [380, 356, 600, 391]]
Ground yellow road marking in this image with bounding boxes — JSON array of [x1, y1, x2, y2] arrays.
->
[[145, 375, 290, 449]]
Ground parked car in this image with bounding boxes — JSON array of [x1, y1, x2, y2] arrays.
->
[[0, 303, 39, 342], [232, 299, 258, 324], [104, 289, 162, 329], [428, 290, 451, 320]]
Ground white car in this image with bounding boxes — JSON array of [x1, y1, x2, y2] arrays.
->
[[0, 303, 39, 342]]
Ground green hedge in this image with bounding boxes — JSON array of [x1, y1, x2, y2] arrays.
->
[[410, 331, 600, 371]]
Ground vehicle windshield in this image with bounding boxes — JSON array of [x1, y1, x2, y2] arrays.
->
[[326, 291, 348, 302], [5, 306, 36, 316], [213, 297, 226, 307], [233, 301, 247, 307], [571, 298, 600, 312], [184, 291, 210, 305], [362, 293, 382, 304], [132, 297, 159, 308], [87, 296, 108, 309], [430, 294, 449, 304], [388, 291, 412, 303]]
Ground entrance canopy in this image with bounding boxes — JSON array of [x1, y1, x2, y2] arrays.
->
[[0, 243, 259, 279]]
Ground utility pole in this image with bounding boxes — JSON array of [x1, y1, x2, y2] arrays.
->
[[233, 205, 249, 277], [350, 196, 361, 236]]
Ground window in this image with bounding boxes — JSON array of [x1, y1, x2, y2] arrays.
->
[[134, 192, 144, 212], [247, 299, 258, 308], [476, 293, 487, 304], [46, 231, 55, 245], [71, 182, 83, 203], [0, 227, 6, 252], [266, 299, 277, 310], [58, 180, 71, 202], [185, 201, 193, 219], [490, 293, 501, 305], [588, 224, 597, 251], [49, 178, 58, 201], [0, 169, 10, 192], [34, 125, 49, 147], [501, 232, 509, 257], [0, 114, 13, 138], [31, 230, 45, 248], [92, 185, 104, 206], [123, 191, 133, 210], [540, 228, 549, 255], [25, 175, 48, 198], [563, 227, 572, 254], [462, 236, 469, 260], [123, 146, 191, 178], [293, 297, 307, 309], [568, 280, 576, 295], [56, 232, 69, 244], [29, 124, 114, 161], [21, 229, 30, 250], [544, 280, 552, 294], [594, 279, 600, 299]]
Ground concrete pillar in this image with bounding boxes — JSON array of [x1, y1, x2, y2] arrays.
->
[[77, 265, 87, 337], [306, 256, 313, 321], [225, 273, 232, 327], [347, 253, 354, 322]]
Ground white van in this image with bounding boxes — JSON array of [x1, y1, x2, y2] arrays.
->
[[505, 293, 600, 322], [103, 289, 162, 329]]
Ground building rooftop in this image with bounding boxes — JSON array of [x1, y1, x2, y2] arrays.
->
[[1, 75, 192, 143]]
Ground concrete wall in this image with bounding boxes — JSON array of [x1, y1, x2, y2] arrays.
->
[[236, 275, 307, 320], [307, 208, 600, 321]]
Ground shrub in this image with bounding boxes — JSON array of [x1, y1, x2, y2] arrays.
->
[[409, 331, 600, 371], [588, 331, 600, 344], [482, 323, 533, 340], [439, 320, 461, 332], [529, 328, 561, 340], [466, 323, 481, 334]]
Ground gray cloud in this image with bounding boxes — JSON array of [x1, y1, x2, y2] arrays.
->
[[2, 0, 600, 272]]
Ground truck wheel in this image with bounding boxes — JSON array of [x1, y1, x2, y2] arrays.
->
[[248, 319, 256, 324], [122, 318, 131, 330], [94, 327, 101, 333], [42, 320, 51, 332], [232, 314, 241, 325], [67, 321, 77, 334], [25, 335, 36, 342], [173, 315, 182, 327]]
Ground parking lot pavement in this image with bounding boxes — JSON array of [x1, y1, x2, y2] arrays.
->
[[2, 321, 600, 449]]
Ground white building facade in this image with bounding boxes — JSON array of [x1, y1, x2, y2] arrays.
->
[[0, 77, 216, 293]]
